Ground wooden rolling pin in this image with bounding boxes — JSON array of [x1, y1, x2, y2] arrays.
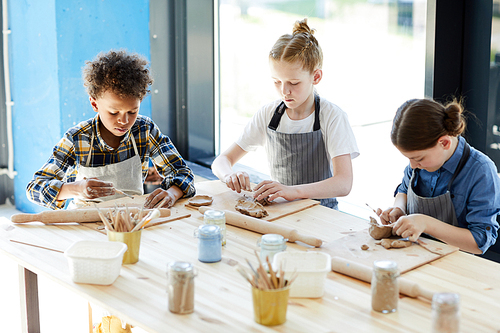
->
[[331, 256, 435, 300], [198, 207, 322, 247], [11, 208, 171, 223]]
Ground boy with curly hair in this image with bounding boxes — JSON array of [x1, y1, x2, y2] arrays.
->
[[27, 49, 195, 209]]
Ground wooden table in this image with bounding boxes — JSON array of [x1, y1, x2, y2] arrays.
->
[[1, 180, 499, 332]]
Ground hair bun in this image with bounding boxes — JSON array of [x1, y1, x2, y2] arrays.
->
[[292, 18, 315, 36], [443, 101, 465, 136]]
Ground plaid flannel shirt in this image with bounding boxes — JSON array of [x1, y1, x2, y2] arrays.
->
[[27, 114, 195, 209]]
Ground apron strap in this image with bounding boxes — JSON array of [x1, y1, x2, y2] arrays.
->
[[268, 95, 321, 131], [85, 134, 95, 167], [447, 141, 470, 191]]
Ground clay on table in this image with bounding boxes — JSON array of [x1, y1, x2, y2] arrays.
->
[[235, 195, 268, 218], [187, 195, 213, 207], [368, 216, 395, 240]]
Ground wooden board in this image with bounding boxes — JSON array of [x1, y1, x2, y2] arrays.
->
[[189, 190, 320, 222], [319, 228, 459, 274]]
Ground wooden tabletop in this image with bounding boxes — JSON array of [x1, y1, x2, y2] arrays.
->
[[1, 180, 499, 332]]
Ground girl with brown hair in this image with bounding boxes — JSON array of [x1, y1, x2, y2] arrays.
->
[[377, 98, 500, 254], [212, 19, 359, 209]]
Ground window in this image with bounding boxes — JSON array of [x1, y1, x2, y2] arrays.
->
[[219, 0, 427, 213]]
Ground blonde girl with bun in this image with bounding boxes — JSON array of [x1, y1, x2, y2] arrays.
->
[[377, 98, 500, 254], [212, 18, 359, 209]]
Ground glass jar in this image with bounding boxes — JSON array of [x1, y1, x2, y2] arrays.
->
[[432, 293, 460, 333], [257, 234, 287, 269], [193, 224, 222, 263], [203, 210, 226, 246], [166, 261, 197, 314], [371, 260, 399, 313]]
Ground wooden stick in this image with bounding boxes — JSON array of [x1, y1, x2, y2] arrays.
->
[[144, 213, 191, 229], [10, 240, 64, 253]]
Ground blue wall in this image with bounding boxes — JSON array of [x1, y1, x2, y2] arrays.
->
[[9, 0, 151, 213]]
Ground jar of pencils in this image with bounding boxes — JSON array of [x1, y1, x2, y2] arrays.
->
[[203, 210, 226, 246], [166, 261, 197, 314], [193, 224, 222, 263]]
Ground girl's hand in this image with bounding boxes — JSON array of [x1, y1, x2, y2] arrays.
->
[[253, 180, 299, 202], [144, 187, 182, 209], [79, 177, 115, 199], [392, 215, 427, 242], [223, 171, 251, 193], [377, 207, 406, 225]]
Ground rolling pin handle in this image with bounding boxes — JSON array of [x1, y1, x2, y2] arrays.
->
[[291, 230, 323, 247], [10, 213, 42, 223]]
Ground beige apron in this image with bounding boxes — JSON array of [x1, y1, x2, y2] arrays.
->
[[72, 131, 144, 208]]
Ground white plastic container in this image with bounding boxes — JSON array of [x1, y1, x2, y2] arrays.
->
[[272, 251, 331, 298], [65, 240, 127, 285]]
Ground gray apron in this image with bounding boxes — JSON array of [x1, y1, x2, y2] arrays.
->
[[72, 131, 144, 208], [407, 142, 470, 226], [265, 95, 337, 209]]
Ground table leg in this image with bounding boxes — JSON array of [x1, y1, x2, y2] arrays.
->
[[18, 265, 40, 333]]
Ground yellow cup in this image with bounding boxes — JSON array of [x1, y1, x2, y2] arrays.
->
[[252, 286, 290, 326], [107, 229, 142, 264]]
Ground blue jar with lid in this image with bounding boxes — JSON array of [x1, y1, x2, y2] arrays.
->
[[193, 224, 222, 263]]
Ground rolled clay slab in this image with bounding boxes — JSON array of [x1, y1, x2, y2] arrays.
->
[[187, 195, 213, 207]]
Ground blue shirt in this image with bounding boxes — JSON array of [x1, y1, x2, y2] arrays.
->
[[397, 136, 500, 253]]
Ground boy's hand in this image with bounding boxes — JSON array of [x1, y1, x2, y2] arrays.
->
[[223, 171, 251, 193], [377, 207, 405, 225], [80, 177, 114, 199], [144, 186, 183, 209], [253, 180, 299, 202]]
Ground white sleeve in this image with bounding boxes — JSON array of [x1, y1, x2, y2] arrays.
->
[[320, 101, 360, 160], [235, 101, 278, 152]]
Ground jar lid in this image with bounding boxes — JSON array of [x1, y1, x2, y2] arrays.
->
[[432, 293, 460, 306], [168, 261, 194, 272], [261, 234, 286, 245], [197, 224, 221, 237], [373, 260, 398, 272], [204, 210, 225, 219]]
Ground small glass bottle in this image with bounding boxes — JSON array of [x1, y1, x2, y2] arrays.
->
[[193, 224, 222, 263], [431, 293, 460, 333], [203, 210, 226, 246], [257, 234, 287, 269], [371, 260, 399, 313], [166, 261, 197, 314]]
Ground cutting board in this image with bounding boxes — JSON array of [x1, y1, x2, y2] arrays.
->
[[189, 190, 320, 222], [320, 228, 459, 274], [77, 189, 319, 223]]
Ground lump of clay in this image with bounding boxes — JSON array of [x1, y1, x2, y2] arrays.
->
[[188, 195, 213, 207], [368, 216, 395, 240], [378, 238, 412, 249], [235, 195, 269, 218], [361, 244, 369, 251]]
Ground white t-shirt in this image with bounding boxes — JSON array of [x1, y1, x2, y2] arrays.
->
[[236, 98, 360, 162]]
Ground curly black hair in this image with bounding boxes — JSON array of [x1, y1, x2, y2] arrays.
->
[[82, 49, 154, 100]]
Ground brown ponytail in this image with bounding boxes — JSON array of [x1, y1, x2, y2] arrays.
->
[[391, 98, 467, 151], [269, 18, 323, 73]]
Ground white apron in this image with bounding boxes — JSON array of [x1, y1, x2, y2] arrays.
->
[[407, 142, 470, 226], [265, 95, 337, 209], [71, 131, 144, 208]]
